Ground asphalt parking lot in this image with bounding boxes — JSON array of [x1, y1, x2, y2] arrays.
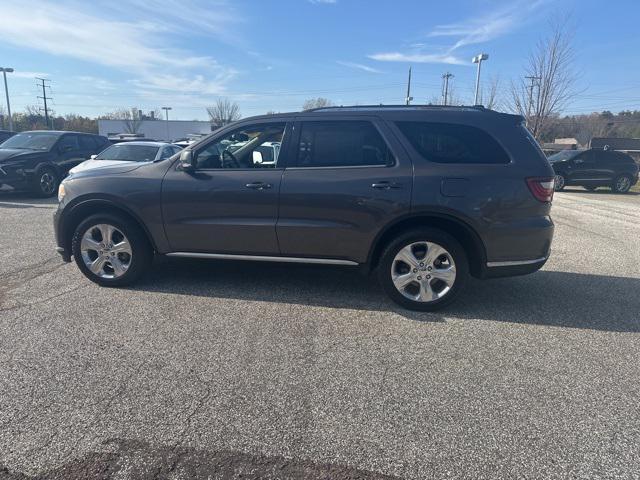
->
[[0, 188, 639, 479]]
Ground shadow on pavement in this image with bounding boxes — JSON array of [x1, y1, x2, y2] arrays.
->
[[134, 259, 640, 333], [561, 187, 640, 196], [0, 192, 58, 208], [0, 438, 400, 480]]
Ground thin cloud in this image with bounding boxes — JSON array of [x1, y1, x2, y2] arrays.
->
[[368, 52, 466, 65], [0, 0, 239, 96], [9, 71, 49, 79], [336, 61, 383, 73], [429, 0, 548, 51], [369, 0, 548, 66]]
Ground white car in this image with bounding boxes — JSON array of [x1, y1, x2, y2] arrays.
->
[[69, 141, 183, 174]]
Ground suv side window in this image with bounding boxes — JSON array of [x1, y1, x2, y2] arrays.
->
[[396, 121, 510, 164], [79, 135, 96, 151], [296, 121, 393, 168], [194, 123, 286, 169], [57, 134, 80, 153]]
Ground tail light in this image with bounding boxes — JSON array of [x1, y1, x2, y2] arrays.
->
[[526, 177, 555, 203]]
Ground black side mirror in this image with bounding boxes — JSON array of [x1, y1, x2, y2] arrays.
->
[[179, 150, 196, 171]]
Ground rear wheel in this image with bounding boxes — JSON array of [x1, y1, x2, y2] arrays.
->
[[612, 174, 632, 193], [378, 228, 468, 311], [554, 174, 566, 191], [72, 213, 152, 286], [32, 166, 59, 197]]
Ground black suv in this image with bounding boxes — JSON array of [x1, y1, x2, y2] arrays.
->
[[0, 130, 110, 196], [549, 148, 639, 193], [54, 106, 555, 310]]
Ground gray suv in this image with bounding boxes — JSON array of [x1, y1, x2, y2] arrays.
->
[[54, 106, 555, 311]]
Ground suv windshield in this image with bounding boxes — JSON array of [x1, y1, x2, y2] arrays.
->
[[95, 144, 159, 162], [548, 150, 582, 162], [1, 132, 59, 151]]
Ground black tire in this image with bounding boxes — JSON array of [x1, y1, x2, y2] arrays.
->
[[31, 165, 59, 197], [611, 174, 632, 194], [554, 174, 566, 192], [377, 228, 469, 311], [71, 213, 152, 287]]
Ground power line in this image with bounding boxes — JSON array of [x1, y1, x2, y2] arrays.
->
[[441, 72, 454, 106], [36, 77, 52, 129]]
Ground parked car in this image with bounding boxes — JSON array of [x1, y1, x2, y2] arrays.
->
[[69, 141, 182, 174], [54, 105, 555, 311], [549, 148, 639, 193], [0, 131, 110, 196], [0, 130, 16, 144]]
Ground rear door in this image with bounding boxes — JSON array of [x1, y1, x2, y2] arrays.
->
[[276, 116, 412, 263], [55, 134, 85, 173]]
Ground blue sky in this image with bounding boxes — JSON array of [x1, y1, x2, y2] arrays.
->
[[0, 0, 638, 120]]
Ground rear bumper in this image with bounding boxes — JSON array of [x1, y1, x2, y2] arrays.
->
[[482, 255, 548, 279]]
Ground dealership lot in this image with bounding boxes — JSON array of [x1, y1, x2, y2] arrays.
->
[[0, 190, 639, 479]]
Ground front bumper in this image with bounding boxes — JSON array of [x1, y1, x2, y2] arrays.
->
[[53, 207, 72, 262], [0, 164, 30, 189]]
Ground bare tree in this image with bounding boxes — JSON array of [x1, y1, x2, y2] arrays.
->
[[207, 98, 241, 127], [101, 107, 143, 134], [302, 97, 333, 110], [510, 20, 578, 139], [479, 76, 502, 110]]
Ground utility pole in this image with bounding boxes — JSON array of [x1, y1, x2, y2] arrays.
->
[[161, 106, 172, 141], [525, 75, 541, 127], [405, 66, 413, 105], [441, 72, 454, 106], [0, 67, 14, 131], [36, 77, 52, 129]]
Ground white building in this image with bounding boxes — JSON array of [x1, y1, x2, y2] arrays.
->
[[98, 119, 214, 142]]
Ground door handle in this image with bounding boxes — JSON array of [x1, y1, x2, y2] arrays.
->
[[245, 182, 272, 190], [371, 181, 401, 190]]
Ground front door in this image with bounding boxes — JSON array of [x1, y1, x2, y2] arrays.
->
[[161, 120, 291, 254], [277, 117, 412, 264]]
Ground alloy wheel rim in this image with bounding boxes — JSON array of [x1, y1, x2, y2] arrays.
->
[[80, 224, 132, 279], [391, 241, 456, 303], [616, 176, 630, 192], [555, 175, 565, 190], [40, 172, 56, 194]]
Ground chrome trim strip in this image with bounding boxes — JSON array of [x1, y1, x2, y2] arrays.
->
[[486, 256, 547, 268], [166, 252, 359, 266]]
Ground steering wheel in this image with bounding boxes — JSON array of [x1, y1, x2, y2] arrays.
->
[[222, 149, 240, 168]]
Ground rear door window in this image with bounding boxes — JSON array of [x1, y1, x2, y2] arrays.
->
[[296, 121, 393, 167], [58, 134, 80, 152], [79, 135, 97, 151], [396, 121, 510, 164]]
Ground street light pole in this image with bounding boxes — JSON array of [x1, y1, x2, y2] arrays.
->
[[0, 67, 14, 131], [472, 53, 489, 105], [161, 106, 172, 141]]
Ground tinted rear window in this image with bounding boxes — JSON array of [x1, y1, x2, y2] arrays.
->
[[396, 121, 510, 164], [297, 121, 393, 167]]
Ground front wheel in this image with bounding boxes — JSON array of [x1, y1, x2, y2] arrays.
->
[[32, 166, 59, 197], [612, 174, 632, 194], [72, 213, 152, 286], [378, 228, 468, 311], [554, 174, 566, 191]]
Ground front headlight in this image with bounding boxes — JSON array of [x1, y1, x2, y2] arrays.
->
[[57, 182, 66, 202]]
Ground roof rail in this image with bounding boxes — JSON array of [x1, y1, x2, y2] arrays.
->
[[306, 104, 489, 113]]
